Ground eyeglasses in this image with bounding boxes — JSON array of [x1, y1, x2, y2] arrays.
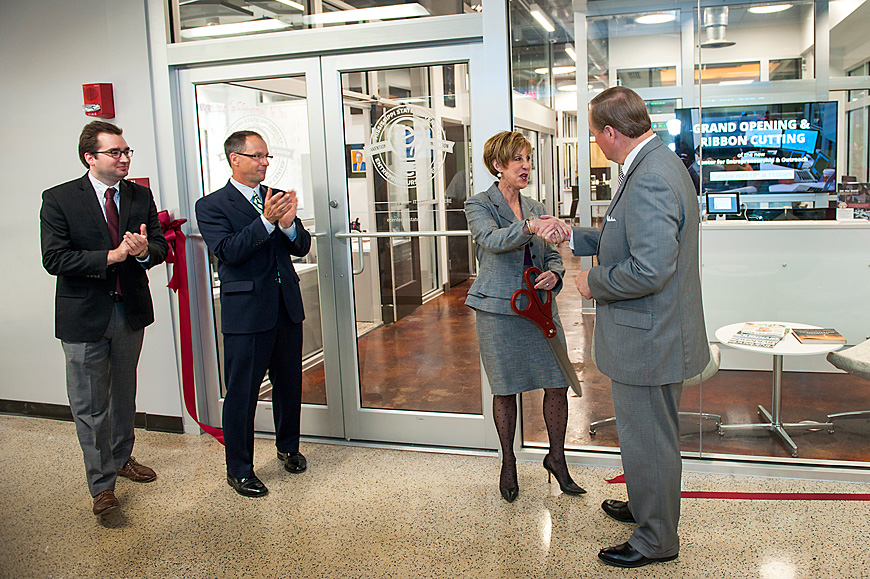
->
[[235, 152, 273, 161], [94, 149, 134, 159]]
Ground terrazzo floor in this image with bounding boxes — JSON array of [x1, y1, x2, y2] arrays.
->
[[2, 414, 869, 578]]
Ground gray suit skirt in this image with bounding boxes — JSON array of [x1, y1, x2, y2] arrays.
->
[[474, 309, 571, 396]]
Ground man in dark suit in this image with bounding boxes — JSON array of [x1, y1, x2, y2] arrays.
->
[[570, 87, 709, 567], [40, 121, 168, 516], [195, 130, 311, 498]]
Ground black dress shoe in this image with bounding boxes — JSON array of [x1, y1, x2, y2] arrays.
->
[[598, 542, 677, 568], [227, 474, 268, 497], [601, 499, 636, 523], [277, 451, 307, 474]]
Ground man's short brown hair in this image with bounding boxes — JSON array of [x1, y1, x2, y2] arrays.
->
[[78, 121, 123, 168], [589, 86, 651, 139], [224, 130, 263, 167], [482, 131, 532, 178]]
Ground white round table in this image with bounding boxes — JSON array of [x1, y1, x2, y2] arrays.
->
[[715, 321, 845, 457]]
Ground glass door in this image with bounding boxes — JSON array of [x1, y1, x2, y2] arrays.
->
[[322, 45, 490, 447], [179, 44, 496, 448], [179, 58, 344, 439]]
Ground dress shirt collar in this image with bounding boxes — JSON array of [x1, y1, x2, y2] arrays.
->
[[622, 134, 656, 175], [88, 172, 120, 199], [230, 177, 262, 208]]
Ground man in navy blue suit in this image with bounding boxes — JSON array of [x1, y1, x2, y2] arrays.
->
[[195, 130, 311, 497]]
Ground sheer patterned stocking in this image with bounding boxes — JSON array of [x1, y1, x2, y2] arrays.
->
[[492, 394, 518, 490], [543, 387, 574, 483]]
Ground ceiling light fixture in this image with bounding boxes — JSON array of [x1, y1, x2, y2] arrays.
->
[[748, 4, 792, 14], [304, 4, 429, 25], [557, 84, 577, 92], [565, 46, 577, 62], [534, 66, 576, 75], [636, 13, 676, 24], [529, 4, 555, 33], [275, 0, 305, 10], [180, 18, 291, 39], [701, 6, 736, 48]]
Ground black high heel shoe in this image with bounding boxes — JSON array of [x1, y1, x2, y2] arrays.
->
[[543, 454, 586, 495], [499, 459, 519, 503], [500, 485, 519, 503]]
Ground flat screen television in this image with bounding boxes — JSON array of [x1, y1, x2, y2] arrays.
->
[[673, 101, 838, 197]]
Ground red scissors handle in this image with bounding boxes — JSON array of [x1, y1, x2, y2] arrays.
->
[[510, 267, 557, 338]]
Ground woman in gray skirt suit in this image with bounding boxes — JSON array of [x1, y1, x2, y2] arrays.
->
[[465, 131, 584, 502]]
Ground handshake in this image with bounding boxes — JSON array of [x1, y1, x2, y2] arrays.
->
[[528, 215, 572, 244]]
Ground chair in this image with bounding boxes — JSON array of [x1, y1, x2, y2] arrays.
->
[[589, 343, 722, 435], [826, 338, 870, 424]]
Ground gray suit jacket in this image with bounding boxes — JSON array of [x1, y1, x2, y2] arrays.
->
[[572, 136, 709, 386], [465, 183, 565, 315]]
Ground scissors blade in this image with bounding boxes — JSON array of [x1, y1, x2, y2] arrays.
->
[[546, 338, 582, 397]]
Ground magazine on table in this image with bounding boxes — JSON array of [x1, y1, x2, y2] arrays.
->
[[791, 328, 846, 344], [728, 322, 789, 349]]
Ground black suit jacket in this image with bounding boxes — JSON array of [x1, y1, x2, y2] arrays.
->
[[195, 181, 311, 334], [40, 173, 168, 342]]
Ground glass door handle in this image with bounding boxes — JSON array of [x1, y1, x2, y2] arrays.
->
[[334, 230, 472, 274], [334, 230, 471, 238]]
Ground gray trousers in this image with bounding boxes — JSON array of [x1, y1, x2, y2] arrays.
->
[[612, 380, 683, 559], [62, 302, 144, 496]]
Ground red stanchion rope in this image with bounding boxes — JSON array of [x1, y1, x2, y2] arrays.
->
[[158, 211, 224, 444], [607, 473, 870, 500]]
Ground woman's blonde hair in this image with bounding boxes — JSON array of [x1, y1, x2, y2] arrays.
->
[[482, 131, 531, 178]]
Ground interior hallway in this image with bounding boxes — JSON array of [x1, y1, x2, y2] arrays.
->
[[2, 414, 869, 578]]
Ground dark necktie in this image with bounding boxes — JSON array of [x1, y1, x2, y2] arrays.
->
[[104, 188, 122, 296], [617, 168, 625, 190], [104, 188, 120, 246]]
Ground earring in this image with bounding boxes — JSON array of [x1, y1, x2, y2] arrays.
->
[[497, 172, 502, 179]]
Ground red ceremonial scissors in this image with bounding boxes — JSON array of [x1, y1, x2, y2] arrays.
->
[[510, 266, 583, 396], [510, 267, 557, 339]]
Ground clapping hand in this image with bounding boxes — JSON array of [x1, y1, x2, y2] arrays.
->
[[262, 187, 294, 225], [277, 189, 299, 229]]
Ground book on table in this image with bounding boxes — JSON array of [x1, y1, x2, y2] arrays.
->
[[728, 322, 789, 348], [791, 328, 847, 344]]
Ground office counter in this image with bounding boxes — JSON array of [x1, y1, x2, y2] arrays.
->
[[702, 219, 870, 372]]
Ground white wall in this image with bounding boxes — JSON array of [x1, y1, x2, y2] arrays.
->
[[0, 0, 182, 417]]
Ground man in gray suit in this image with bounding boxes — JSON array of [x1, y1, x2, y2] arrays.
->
[[571, 87, 709, 567]]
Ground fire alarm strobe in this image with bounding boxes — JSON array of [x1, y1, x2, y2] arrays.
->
[[83, 83, 115, 119]]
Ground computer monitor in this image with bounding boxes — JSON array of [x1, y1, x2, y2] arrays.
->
[[706, 191, 740, 215]]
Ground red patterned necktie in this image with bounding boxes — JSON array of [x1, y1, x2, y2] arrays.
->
[[104, 187, 122, 296]]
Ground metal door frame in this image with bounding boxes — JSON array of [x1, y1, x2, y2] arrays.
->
[[321, 44, 493, 447], [178, 57, 344, 439]]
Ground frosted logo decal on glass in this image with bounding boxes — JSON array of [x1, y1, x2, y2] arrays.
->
[[366, 105, 454, 187]]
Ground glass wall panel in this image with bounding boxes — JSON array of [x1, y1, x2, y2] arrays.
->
[[513, 0, 870, 467], [695, 1, 870, 464], [171, 0, 479, 42], [510, 0, 576, 107]]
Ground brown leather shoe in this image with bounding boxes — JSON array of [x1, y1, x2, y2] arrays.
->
[[93, 490, 120, 515], [117, 457, 157, 482]]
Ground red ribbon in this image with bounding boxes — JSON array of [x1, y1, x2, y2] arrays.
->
[[158, 211, 224, 445]]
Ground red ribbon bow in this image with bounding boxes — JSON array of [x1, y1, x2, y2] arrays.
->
[[158, 210, 224, 444]]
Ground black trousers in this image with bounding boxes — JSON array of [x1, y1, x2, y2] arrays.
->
[[222, 295, 303, 478]]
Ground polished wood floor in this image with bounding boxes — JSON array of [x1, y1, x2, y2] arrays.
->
[[300, 247, 870, 463]]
